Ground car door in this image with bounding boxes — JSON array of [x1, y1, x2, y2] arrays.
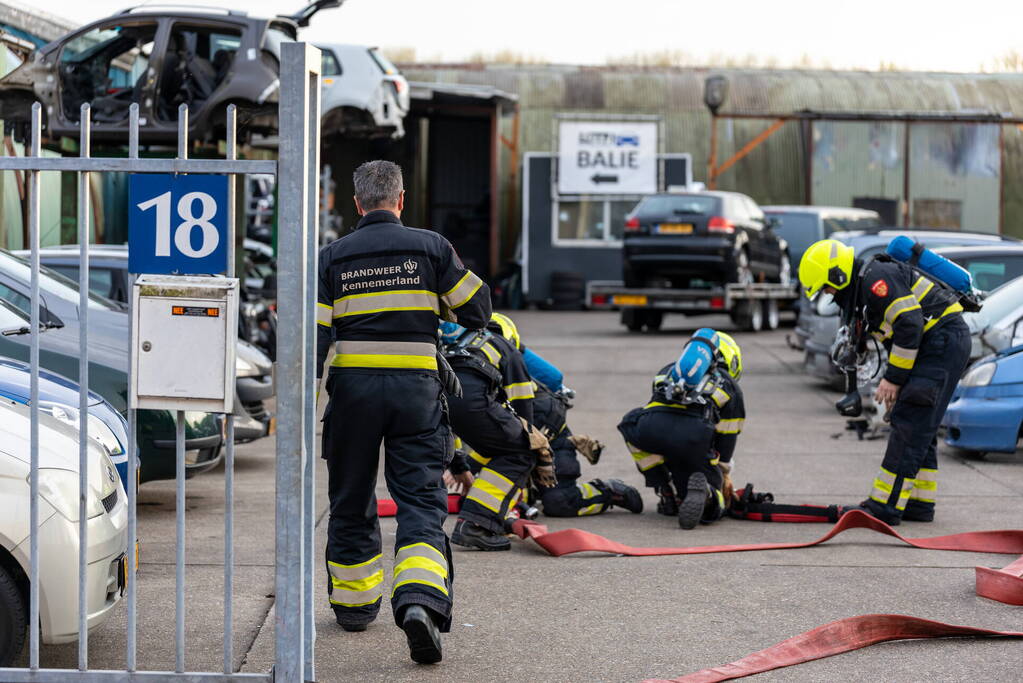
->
[[738, 195, 767, 274], [53, 18, 167, 138]]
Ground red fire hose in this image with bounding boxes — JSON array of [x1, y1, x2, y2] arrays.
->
[[507, 510, 1023, 681]]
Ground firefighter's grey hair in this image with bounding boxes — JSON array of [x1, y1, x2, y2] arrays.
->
[[353, 160, 404, 210]]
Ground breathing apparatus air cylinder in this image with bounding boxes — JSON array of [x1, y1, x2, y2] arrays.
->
[[665, 328, 720, 402], [885, 236, 982, 311]]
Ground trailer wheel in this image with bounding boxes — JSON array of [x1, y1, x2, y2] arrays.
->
[[732, 300, 763, 332], [645, 310, 663, 331], [622, 309, 644, 332], [763, 299, 780, 330]]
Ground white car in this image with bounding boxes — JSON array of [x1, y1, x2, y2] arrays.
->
[[0, 398, 127, 664], [317, 44, 410, 139], [964, 275, 1023, 361]]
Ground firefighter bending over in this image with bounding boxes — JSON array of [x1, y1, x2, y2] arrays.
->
[[618, 329, 745, 529], [799, 239, 970, 525], [317, 160, 491, 664]]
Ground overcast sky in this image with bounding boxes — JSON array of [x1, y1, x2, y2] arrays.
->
[[35, 0, 1021, 71]]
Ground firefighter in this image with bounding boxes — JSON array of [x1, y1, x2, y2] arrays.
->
[[799, 239, 971, 525], [317, 160, 491, 664], [441, 318, 553, 550], [487, 317, 643, 517], [617, 329, 745, 529]]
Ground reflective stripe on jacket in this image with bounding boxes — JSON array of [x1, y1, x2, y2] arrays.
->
[[316, 210, 491, 376]]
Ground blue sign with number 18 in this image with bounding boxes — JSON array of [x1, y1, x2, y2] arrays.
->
[[128, 174, 229, 275]]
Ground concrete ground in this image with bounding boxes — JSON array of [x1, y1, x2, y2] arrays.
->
[[29, 310, 1023, 681]]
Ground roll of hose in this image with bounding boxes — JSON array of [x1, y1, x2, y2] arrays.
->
[[523, 347, 564, 392], [885, 236, 973, 294]]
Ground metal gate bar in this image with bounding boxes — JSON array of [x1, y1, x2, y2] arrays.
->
[[0, 42, 320, 683]]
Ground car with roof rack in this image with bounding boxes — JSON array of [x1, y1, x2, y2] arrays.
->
[[0, 1, 340, 143]]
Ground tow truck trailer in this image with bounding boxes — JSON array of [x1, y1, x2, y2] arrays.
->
[[586, 280, 800, 332]]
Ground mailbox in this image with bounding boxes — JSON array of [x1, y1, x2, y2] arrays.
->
[[131, 274, 239, 412]]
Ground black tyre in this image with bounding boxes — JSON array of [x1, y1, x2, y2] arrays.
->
[[645, 310, 663, 331], [622, 308, 644, 332], [550, 271, 585, 310], [0, 565, 26, 667]]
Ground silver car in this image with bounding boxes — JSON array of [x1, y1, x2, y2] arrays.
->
[[799, 229, 1016, 386], [317, 44, 410, 139], [964, 274, 1023, 360]]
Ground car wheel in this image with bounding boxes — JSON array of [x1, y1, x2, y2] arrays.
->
[[732, 249, 754, 285], [763, 299, 780, 330], [0, 565, 26, 667]]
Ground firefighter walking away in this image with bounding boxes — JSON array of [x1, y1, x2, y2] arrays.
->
[[317, 160, 491, 664]]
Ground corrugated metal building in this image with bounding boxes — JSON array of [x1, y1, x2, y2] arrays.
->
[[401, 65, 1023, 241]]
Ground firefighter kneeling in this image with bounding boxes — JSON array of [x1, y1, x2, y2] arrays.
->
[[618, 329, 745, 529]]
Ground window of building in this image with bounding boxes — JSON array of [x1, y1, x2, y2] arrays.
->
[[554, 198, 642, 244]]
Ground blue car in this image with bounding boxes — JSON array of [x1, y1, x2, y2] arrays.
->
[[943, 346, 1023, 455], [0, 357, 131, 487]]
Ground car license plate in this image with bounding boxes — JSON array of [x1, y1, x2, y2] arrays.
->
[[614, 294, 648, 306], [657, 223, 693, 234]]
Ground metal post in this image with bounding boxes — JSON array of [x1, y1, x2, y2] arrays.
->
[[303, 62, 321, 682], [276, 41, 319, 683], [126, 102, 140, 672], [902, 121, 911, 226], [175, 103, 189, 675], [707, 113, 718, 189], [77, 101, 92, 672], [224, 104, 237, 674], [27, 100, 41, 672]]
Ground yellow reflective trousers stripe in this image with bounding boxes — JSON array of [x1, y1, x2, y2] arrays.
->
[[627, 442, 664, 471], [392, 542, 449, 597], [911, 467, 938, 503], [328, 555, 384, 607], [466, 467, 515, 513], [868, 467, 912, 511]]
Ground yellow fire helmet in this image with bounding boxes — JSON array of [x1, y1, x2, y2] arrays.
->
[[488, 312, 521, 349], [715, 332, 743, 381], [798, 239, 855, 301]]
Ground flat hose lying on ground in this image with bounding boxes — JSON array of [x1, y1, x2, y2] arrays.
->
[[507, 510, 1023, 681]]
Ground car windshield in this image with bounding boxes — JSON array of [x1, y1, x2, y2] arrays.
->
[[636, 195, 718, 216], [0, 251, 120, 310], [368, 47, 398, 75], [770, 213, 819, 255], [967, 276, 1023, 331], [0, 298, 29, 330]]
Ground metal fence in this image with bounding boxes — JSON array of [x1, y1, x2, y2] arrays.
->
[[0, 42, 320, 683]]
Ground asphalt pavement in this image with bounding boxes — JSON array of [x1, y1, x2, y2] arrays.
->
[[30, 310, 1023, 681]]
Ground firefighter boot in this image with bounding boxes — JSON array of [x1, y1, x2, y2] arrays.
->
[[901, 500, 935, 522], [656, 484, 679, 516], [700, 487, 727, 525], [401, 605, 442, 664], [450, 518, 511, 551], [596, 479, 644, 513], [678, 472, 710, 530]]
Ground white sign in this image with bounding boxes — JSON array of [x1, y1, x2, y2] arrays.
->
[[557, 120, 658, 195]]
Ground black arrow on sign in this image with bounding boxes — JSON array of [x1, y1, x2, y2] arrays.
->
[[590, 173, 619, 185]]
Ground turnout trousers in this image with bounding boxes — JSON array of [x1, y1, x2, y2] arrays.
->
[[866, 317, 971, 522], [539, 427, 612, 517], [322, 370, 453, 631], [447, 371, 535, 533], [618, 407, 722, 494]]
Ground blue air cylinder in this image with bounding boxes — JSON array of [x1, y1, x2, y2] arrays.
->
[[885, 236, 973, 294], [523, 347, 564, 392], [669, 327, 719, 389]]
